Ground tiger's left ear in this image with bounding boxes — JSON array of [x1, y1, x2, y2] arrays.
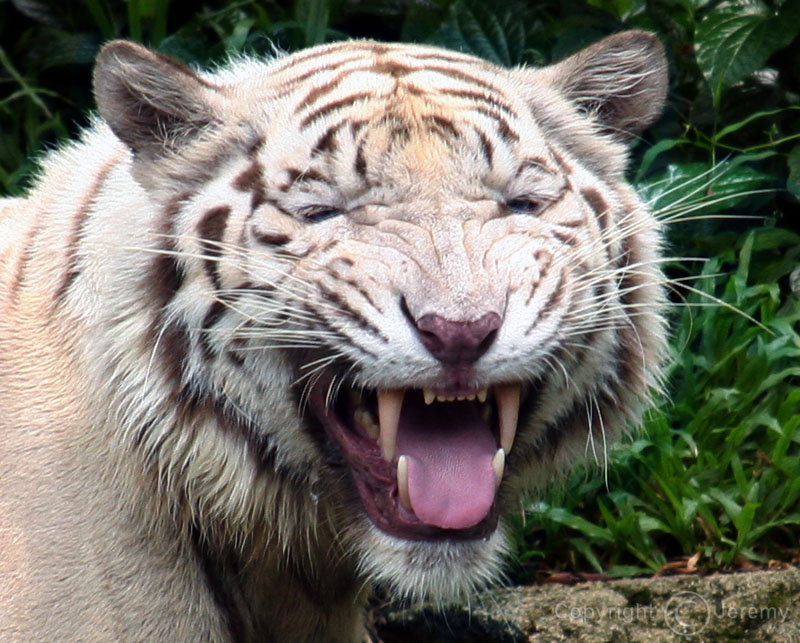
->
[[93, 41, 227, 158], [537, 31, 668, 141]]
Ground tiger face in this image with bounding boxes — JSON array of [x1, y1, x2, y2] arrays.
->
[[92, 32, 668, 602]]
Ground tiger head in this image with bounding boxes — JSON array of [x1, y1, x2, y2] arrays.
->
[[93, 32, 667, 602]]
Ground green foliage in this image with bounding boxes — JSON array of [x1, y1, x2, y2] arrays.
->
[[788, 145, 800, 198], [516, 228, 800, 578], [435, 0, 529, 66], [1, 0, 798, 579], [694, 0, 800, 109]]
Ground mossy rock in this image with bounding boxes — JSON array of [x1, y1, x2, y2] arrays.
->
[[376, 567, 800, 642]]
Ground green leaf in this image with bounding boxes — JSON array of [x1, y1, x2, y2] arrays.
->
[[18, 29, 100, 70], [715, 107, 800, 142], [543, 508, 615, 543], [788, 144, 800, 199], [568, 538, 604, 573], [638, 160, 773, 219], [295, 0, 331, 47], [735, 502, 759, 550], [587, 0, 631, 19], [436, 0, 527, 66], [635, 138, 686, 183], [223, 19, 256, 53], [84, 0, 117, 40], [128, 0, 142, 42], [695, 0, 800, 108]]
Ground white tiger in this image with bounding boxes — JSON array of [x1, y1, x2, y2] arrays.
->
[[0, 31, 667, 642]]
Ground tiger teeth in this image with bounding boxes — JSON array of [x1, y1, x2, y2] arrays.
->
[[354, 407, 379, 440], [495, 383, 521, 453], [492, 448, 505, 489], [377, 389, 404, 462], [422, 387, 489, 404], [397, 455, 413, 512], [374, 385, 518, 460]]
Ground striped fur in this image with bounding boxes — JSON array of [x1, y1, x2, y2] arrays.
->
[[0, 32, 667, 642]]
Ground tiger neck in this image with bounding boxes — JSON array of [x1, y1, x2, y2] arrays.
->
[[190, 523, 367, 642]]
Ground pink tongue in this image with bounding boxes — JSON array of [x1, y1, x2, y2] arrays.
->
[[395, 396, 497, 530]]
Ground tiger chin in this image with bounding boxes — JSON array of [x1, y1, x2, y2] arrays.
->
[[0, 30, 667, 643]]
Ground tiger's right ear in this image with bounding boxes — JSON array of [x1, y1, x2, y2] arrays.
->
[[93, 41, 225, 157], [533, 31, 668, 142]]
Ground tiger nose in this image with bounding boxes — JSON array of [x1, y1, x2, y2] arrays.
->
[[413, 312, 501, 365]]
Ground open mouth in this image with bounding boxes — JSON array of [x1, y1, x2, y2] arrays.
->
[[307, 381, 521, 541]]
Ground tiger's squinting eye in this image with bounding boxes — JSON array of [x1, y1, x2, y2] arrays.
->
[[506, 198, 545, 215], [300, 206, 344, 223]]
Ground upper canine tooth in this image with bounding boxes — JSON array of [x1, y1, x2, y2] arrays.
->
[[377, 389, 404, 462], [477, 388, 488, 403], [423, 389, 435, 405], [495, 383, 521, 453]]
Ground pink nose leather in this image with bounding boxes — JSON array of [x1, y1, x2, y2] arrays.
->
[[413, 312, 501, 365]]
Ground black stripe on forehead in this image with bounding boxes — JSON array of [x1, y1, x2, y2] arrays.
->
[[300, 92, 374, 130], [421, 114, 460, 139], [275, 40, 489, 77], [294, 55, 505, 117], [474, 127, 494, 166], [294, 63, 413, 115], [311, 121, 345, 155], [437, 87, 517, 118], [290, 56, 514, 118], [273, 43, 382, 75]]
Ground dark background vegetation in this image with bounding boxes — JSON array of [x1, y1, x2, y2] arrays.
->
[[1, 0, 798, 582]]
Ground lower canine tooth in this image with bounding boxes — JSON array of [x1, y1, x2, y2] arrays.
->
[[397, 455, 413, 512], [492, 448, 505, 489]]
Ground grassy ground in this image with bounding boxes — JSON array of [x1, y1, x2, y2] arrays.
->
[[2, 0, 799, 581]]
